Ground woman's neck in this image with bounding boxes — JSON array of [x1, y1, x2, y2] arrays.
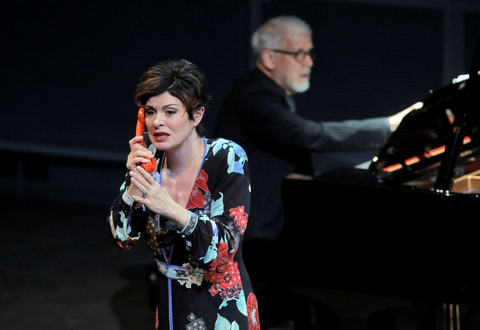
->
[[164, 135, 205, 175]]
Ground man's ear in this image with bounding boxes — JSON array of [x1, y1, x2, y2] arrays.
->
[[260, 49, 276, 71]]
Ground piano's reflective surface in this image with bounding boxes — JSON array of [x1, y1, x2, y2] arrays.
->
[[369, 70, 480, 194]]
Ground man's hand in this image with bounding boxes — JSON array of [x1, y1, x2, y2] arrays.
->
[[388, 102, 423, 132]]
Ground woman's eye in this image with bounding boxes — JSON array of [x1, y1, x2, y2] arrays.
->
[[166, 110, 176, 115], [146, 110, 155, 116]]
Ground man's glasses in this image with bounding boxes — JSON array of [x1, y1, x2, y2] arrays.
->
[[269, 48, 317, 61]]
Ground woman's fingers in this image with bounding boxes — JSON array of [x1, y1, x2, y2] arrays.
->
[[129, 166, 155, 191], [126, 136, 154, 170], [128, 135, 144, 147]]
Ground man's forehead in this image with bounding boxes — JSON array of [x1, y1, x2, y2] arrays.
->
[[285, 34, 313, 49]]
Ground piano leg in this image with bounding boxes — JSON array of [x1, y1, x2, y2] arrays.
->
[[443, 303, 460, 330], [459, 299, 480, 330]]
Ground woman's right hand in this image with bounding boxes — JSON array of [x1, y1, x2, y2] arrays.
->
[[126, 136, 155, 171]]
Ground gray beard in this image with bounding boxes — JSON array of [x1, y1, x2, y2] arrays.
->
[[289, 80, 310, 94]]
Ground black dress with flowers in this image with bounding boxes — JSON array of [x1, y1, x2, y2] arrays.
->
[[107, 137, 260, 330]]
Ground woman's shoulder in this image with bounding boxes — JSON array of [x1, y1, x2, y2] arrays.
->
[[204, 138, 249, 176], [206, 137, 247, 158]]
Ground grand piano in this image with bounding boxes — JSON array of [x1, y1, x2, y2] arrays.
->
[[247, 41, 480, 328]]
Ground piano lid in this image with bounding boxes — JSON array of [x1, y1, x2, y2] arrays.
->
[[369, 74, 480, 171], [369, 38, 480, 189]]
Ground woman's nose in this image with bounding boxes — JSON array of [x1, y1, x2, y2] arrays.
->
[[153, 113, 164, 128]]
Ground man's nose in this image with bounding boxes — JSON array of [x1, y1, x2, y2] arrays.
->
[[304, 54, 314, 67]]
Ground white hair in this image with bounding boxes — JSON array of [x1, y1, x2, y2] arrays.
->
[[251, 16, 312, 61]]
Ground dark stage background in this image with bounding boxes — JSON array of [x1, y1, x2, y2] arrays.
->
[[1, 1, 480, 329], [1, 0, 480, 205]]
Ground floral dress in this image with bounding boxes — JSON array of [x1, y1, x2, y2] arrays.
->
[[107, 137, 260, 330]]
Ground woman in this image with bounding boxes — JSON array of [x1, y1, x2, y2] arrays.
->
[[107, 59, 260, 330]]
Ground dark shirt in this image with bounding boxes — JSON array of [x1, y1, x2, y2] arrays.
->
[[214, 68, 391, 241]]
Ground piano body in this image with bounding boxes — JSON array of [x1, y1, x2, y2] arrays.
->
[[242, 40, 480, 329], [276, 68, 480, 305]]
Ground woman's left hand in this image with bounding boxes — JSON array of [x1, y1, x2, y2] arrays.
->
[[129, 166, 189, 228]]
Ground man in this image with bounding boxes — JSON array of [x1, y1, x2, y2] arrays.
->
[[214, 15, 420, 329], [214, 15, 419, 242]]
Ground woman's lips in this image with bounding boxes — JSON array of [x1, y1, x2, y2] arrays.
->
[[153, 132, 169, 142]]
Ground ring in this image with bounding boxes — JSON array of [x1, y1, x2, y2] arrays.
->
[[142, 189, 148, 199]]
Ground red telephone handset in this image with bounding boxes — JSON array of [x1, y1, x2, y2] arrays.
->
[[136, 108, 157, 173]]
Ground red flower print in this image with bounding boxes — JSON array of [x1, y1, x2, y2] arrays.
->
[[116, 238, 137, 251], [203, 242, 242, 299], [247, 293, 260, 330], [187, 169, 209, 209], [230, 206, 248, 235]]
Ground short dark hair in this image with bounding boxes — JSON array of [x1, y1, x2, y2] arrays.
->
[[135, 59, 211, 136]]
